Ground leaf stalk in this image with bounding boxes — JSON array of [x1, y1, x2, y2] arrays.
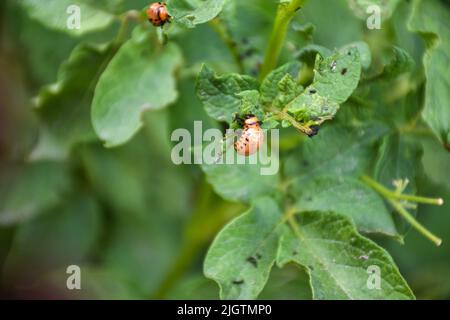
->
[[259, 0, 308, 80], [361, 175, 443, 246], [209, 18, 245, 74]]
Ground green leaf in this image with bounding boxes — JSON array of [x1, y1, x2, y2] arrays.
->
[[291, 176, 398, 237], [258, 265, 312, 300], [92, 27, 183, 147], [408, 0, 450, 146], [347, 0, 401, 20], [341, 41, 372, 70], [11, 6, 81, 85], [0, 161, 71, 226], [169, 15, 237, 73], [421, 136, 450, 189], [291, 22, 316, 44], [273, 74, 304, 111], [260, 61, 301, 105], [344, 85, 422, 128], [19, 0, 116, 36], [196, 65, 259, 123], [296, 44, 332, 65], [382, 46, 416, 79], [201, 152, 279, 203], [236, 90, 263, 119], [287, 91, 340, 124], [32, 43, 116, 159], [302, 1, 364, 49], [204, 197, 282, 299], [167, 0, 226, 28], [82, 111, 192, 217], [81, 114, 191, 295], [103, 213, 180, 295], [282, 47, 361, 125], [285, 123, 388, 183], [308, 47, 362, 104], [277, 211, 415, 299], [80, 143, 149, 214], [3, 195, 102, 287], [166, 274, 219, 299], [383, 90, 423, 126], [374, 133, 422, 195]]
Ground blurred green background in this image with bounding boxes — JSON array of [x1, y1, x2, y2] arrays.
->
[[0, 0, 449, 299]]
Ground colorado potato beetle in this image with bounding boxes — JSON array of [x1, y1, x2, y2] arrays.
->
[[234, 114, 264, 156], [147, 2, 171, 27]]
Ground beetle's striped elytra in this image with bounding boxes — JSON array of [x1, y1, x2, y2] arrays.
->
[[234, 115, 264, 156], [147, 2, 171, 27]]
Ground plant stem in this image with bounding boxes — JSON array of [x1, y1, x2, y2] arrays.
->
[[361, 175, 443, 246], [287, 215, 302, 238], [259, 0, 308, 80], [114, 10, 148, 46], [395, 193, 444, 206], [114, 13, 131, 46], [209, 18, 245, 74], [269, 107, 314, 136], [387, 198, 442, 246], [151, 182, 243, 299], [361, 175, 443, 206]]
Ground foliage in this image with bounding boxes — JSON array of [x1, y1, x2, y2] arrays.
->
[[1, 0, 449, 300]]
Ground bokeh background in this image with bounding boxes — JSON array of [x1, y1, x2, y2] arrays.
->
[[0, 0, 449, 299]]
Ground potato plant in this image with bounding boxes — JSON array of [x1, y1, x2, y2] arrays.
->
[[0, 0, 449, 300]]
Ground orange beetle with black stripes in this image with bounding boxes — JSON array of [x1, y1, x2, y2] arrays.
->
[[234, 114, 264, 156], [147, 2, 171, 27]]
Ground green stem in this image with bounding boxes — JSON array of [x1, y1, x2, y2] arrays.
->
[[151, 182, 243, 299], [387, 198, 442, 246], [114, 14, 130, 46], [361, 175, 443, 246], [209, 18, 245, 74], [151, 235, 201, 299], [114, 10, 148, 46], [395, 193, 444, 206], [259, 0, 308, 80], [269, 107, 313, 136], [361, 175, 443, 206]]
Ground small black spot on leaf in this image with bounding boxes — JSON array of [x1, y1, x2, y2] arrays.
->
[[246, 256, 258, 268], [341, 68, 348, 75], [232, 279, 245, 285]]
